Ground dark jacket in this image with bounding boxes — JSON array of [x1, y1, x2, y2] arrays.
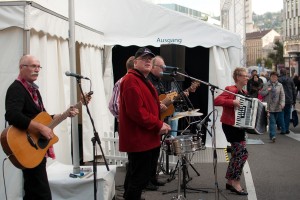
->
[[147, 72, 166, 96], [119, 69, 162, 152], [278, 75, 296, 105], [5, 80, 45, 130]]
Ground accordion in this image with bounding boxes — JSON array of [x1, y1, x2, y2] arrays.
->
[[234, 97, 267, 134]]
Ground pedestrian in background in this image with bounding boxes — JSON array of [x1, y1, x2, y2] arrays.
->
[[278, 68, 296, 134], [259, 71, 285, 142]]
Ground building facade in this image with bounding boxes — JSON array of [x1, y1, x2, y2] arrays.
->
[[283, 0, 300, 75], [246, 29, 280, 66]]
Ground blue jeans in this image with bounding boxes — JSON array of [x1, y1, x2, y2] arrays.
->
[[283, 104, 292, 132], [169, 112, 179, 137], [269, 112, 285, 139]]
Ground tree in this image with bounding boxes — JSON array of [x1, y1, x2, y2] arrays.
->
[[268, 40, 284, 69], [256, 58, 273, 69]]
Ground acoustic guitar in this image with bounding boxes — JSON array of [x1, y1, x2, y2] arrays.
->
[[0, 92, 92, 169], [159, 81, 200, 120]]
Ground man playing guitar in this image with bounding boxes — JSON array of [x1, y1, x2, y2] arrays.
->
[[3, 55, 90, 200]]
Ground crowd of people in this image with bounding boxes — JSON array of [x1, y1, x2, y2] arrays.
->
[[247, 68, 296, 142]]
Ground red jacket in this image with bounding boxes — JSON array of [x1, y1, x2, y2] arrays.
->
[[119, 69, 163, 152], [214, 85, 247, 126]]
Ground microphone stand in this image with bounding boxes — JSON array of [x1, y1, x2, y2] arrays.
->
[[170, 75, 194, 110], [173, 71, 248, 200], [75, 78, 109, 200]]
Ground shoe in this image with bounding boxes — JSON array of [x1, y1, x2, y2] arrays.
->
[[272, 137, 276, 143], [145, 182, 158, 191], [280, 132, 286, 135], [226, 183, 234, 190], [286, 130, 290, 134], [226, 183, 248, 195], [152, 180, 166, 186]]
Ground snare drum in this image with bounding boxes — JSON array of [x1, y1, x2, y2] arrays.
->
[[172, 135, 194, 155]]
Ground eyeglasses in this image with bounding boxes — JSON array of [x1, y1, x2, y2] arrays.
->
[[22, 64, 42, 70], [154, 65, 164, 69], [136, 57, 152, 61], [239, 74, 248, 78]]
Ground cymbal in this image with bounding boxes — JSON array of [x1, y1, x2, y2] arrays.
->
[[175, 110, 203, 117], [170, 115, 184, 121]]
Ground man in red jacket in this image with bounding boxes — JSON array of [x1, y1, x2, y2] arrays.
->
[[119, 47, 171, 200]]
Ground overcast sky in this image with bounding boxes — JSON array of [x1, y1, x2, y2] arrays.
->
[[149, 0, 283, 16]]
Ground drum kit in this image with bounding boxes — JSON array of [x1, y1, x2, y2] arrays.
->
[[160, 109, 206, 200]]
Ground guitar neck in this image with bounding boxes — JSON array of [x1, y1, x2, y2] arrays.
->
[[48, 101, 82, 129]]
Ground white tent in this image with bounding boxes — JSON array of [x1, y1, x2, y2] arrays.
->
[[0, 0, 241, 199], [0, 1, 112, 199]]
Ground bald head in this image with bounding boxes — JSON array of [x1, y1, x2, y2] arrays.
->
[[151, 56, 165, 78], [19, 55, 41, 82], [19, 55, 37, 67]]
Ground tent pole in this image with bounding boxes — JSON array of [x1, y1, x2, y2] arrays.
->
[[69, 0, 80, 174]]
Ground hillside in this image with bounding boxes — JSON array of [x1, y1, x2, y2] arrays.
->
[[253, 11, 283, 34]]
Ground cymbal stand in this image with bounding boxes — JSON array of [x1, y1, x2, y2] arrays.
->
[[171, 154, 186, 200]]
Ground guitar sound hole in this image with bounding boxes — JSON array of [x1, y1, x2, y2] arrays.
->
[[38, 136, 49, 149]]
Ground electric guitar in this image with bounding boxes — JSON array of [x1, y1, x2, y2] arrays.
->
[[159, 81, 200, 120], [0, 92, 92, 169]]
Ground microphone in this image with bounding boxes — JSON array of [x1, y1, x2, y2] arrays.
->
[[196, 110, 214, 130], [65, 71, 90, 80], [159, 72, 176, 76], [162, 65, 179, 70]]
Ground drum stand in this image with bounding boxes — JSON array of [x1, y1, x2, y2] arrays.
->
[[166, 154, 199, 183], [171, 154, 186, 200], [163, 153, 208, 199]]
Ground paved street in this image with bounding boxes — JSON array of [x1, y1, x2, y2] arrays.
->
[[114, 103, 300, 200]]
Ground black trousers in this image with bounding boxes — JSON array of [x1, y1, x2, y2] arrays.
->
[[23, 157, 52, 200], [124, 146, 160, 200]]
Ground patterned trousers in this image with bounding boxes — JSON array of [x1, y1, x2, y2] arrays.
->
[[225, 141, 248, 180]]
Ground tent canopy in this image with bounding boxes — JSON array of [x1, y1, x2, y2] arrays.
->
[[72, 0, 241, 48], [0, 0, 241, 49], [0, 0, 104, 47]]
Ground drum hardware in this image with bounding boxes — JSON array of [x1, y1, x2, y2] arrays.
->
[[162, 153, 209, 199], [171, 154, 186, 200], [166, 154, 199, 183], [161, 132, 209, 199]]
